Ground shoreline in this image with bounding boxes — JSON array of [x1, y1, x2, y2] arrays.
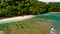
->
[[0, 15, 34, 22], [48, 12, 60, 13]]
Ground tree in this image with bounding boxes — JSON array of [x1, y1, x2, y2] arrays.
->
[[29, 0, 46, 14], [48, 2, 60, 12]]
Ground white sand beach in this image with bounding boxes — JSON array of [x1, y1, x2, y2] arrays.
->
[[0, 15, 33, 21]]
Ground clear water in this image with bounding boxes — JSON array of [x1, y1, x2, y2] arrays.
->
[[37, 13, 60, 34], [0, 13, 60, 34]]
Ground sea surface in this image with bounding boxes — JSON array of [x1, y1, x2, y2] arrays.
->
[[38, 13, 60, 34]]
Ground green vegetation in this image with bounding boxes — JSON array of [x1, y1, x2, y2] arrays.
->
[[0, 0, 60, 17]]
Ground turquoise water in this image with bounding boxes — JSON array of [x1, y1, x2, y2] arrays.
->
[[0, 13, 60, 34], [40, 14, 60, 29], [0, 13, 60, 29], [37, 13, 60, 34]]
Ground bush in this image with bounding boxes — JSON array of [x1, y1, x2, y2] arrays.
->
[[29, 1, 46, 14], [0, 0, 60, 17], [48, 2, 60, 12]]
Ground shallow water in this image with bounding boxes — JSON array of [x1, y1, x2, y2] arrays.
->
[[38, 13, 60, 34], [0, 13, 60, 34]]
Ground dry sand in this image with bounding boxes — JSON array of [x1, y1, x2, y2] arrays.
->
[[48, 12, 60, 13], [0, 15, 34, 21]]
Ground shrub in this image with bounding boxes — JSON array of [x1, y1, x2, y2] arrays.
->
[[0, 0, 60, 17]]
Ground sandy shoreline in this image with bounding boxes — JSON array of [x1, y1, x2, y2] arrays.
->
[[48, 12, 60, 13], [0, 15, 34, 22]]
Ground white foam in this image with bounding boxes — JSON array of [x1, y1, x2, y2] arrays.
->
[[50, 28, 57, 34], [0, 31, 4, 34]]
